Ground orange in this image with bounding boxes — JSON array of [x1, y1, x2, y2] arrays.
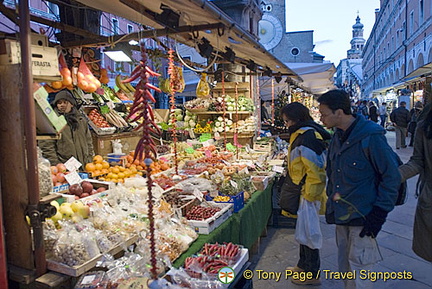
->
[[102, 161, 110, 169], [119, 166, 126, 172], [107, 173, 114, 179], [95, 163, 103, 171], [93, 170, 101, 177], [130, 167, 138, 174], [124, 169, 132, 177], [111, 173, 118, 180], [60, 67, 71, 77], [77, 72, 85, 81], [62, 76, 72, 86], [51, 81, 63, 90], [93, 155, 103, 164], [86, 83, 97, 93], [78, 80, 89, 91], [101, 169, 109, 175], [111, 167, 120, 174], [85, 163, 96, 172], [136, 165, 143, 170], [136, 171, 143, 176], [118, 172, 125, 179]]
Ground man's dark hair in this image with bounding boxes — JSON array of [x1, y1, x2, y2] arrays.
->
[[281, 102, 313, 123], [400, 101, 406, 105], [317, 89, 352, 115]]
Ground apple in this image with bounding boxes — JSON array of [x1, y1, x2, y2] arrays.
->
[[60, 207, 73, 219], [80, 193, 90, 198], [69, 184, 83, 196], [96, 187, 106, 193], [77, 206, 90, 219], [81, 181, 93, 194], [51, 211, 63, 222], [70, 201, 84, 213]]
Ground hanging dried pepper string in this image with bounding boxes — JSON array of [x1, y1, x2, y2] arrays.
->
[[235, 81, 239, 159], [256, 74, 261, 133], [271, 78, 275, 126], [123, 41, 160, 280], [168, 49, 179, 175], [221, 71, 227, 151]]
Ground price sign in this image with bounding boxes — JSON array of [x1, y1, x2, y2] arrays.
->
[[265, 132, 272, 137], [64, 171, 82, 185], [65, 156, 82, 172], [199, 133, 212, 142]]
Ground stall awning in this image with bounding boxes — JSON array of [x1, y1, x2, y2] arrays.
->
[[259, 62, 336, 100], [71, 0, 301, 81], [287, 63, 336, 95], [402, 62, 432, 82]]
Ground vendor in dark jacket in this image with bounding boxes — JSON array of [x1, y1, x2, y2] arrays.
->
[[390, 101, 410, 149], [318, 90, 400, 289], [39, 90, 94, 167]]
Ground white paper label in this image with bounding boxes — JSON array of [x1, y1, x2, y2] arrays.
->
[[64, 171, 82, 185], [222, 160, 231, 166], [214, 132, 220, 139], [265, 132, 272, 137], [64, 156, 82, 171], [230, 180, 238, 189], [272, 165, 285, 173], [83, 93, 94, 100], [81, 275, 96, 284]]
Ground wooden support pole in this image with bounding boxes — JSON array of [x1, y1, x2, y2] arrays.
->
[[0, 65, 35, 276]]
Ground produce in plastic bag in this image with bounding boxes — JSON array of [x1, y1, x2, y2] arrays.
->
[[196, 73, 210, 97], [77, 57, 101, 93], [37, 147, 53, 197], [53, 229, 91, 266]]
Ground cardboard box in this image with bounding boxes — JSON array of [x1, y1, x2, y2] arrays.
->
[[187, 202, 233, 234], [154, 109, 170, 123], [0, 39, 61, 81], [34, 86, 67, 134]]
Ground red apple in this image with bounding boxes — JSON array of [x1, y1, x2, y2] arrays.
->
[[81, 181, 94, 194], [69, 184, 83, 196], [96, 187, 106, 193]]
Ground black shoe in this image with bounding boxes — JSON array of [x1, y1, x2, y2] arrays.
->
[[396, 147, 400, 149], [408, 145, 413, 147], [402, 146, 407, 148]]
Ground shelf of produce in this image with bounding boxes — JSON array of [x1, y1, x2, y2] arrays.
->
[[189, 111, 253, 115]]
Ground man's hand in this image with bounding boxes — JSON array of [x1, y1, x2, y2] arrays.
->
[[359, 206, 389, 238]]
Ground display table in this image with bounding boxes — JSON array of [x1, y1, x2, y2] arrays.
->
[[173, 181, 273, 267]]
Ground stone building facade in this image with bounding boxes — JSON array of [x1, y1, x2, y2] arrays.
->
[[362, 0, 432, 104]]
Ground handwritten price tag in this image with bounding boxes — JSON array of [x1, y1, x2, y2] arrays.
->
[[65, 156, 82, 172], [272, 165, 285, 173], [64, 171, 82, 185]]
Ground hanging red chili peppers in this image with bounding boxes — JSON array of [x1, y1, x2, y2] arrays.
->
[[168, 49, 179, 175], [123, 41, 160, 280], [221, 71, 227, 151], [271, 78, 275, 126], [234, 81, 239, 159]]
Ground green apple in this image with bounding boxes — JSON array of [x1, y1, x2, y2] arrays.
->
[[71, 213, 83, 223]]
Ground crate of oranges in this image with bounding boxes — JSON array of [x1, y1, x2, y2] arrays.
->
[[84, 155, 110, 178]]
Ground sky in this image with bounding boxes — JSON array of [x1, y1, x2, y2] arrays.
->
[[286, 0, 381, 64]]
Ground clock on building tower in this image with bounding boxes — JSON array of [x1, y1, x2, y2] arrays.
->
[[259, 13, 283, 50]]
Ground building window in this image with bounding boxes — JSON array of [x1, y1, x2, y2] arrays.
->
[[419, 0, 424, 24], [291, 47, 300, 56], [127, 24, 133, 34], [409, 11, 414, 35], [112, 18, 119, 35]]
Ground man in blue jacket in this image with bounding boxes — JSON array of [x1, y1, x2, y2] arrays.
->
[[318, 90, 400, 289]]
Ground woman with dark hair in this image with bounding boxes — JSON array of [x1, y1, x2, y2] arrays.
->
[[399, 104, 432, 262], [279, 102, 330, 285]]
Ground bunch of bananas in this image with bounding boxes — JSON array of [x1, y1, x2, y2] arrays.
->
[[194, 123, 212, 134], [115, 75, 136, 93]]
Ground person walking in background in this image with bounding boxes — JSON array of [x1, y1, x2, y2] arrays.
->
[[318, 90, 400, 289], [357, 100, 369, 119], [407, 101, 424, 146], [279, 102, 330, 286], [39, 90, 94, 166], [379, 102, 388, 127], [399, 104, 432, 262], [390, 101, 411, 149], [368, 101, 378, 123]]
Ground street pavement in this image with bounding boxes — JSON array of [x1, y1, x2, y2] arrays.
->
[[250, 130, 432, 289]]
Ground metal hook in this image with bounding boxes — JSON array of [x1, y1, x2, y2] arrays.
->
[[217, 26, 225, 37], [192, 30, 199, 39]]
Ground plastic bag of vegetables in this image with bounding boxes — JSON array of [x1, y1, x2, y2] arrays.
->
[[196, 73, 210, 98]]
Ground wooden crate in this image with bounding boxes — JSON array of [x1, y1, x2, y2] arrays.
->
[[91, 131, 142, 156]]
